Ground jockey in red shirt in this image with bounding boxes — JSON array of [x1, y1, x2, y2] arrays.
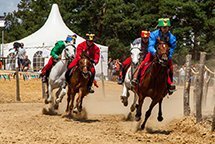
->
[[132, 18, 176, 95], [65, 32, 100, 93], [117, 30, 150, 84], [40, 34, 77, 83]]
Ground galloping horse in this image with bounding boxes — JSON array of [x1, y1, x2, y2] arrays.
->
[[121, 43, 141, 113], [135, 40, 170, 130], [65, 52, 93, 117], [44, 45, 75, 112]]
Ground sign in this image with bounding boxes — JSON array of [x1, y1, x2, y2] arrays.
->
[[0, 20, 5, 27]]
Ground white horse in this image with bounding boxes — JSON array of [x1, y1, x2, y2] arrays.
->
[[44, 44, 75, 112], [120, 43, 142, 115]]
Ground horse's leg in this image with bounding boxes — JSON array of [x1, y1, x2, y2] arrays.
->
[[55, 87, 62, 99], [135, 95, 145, 121], [121, 83, 128, 106], [130, 93, 137, 112], [141, 99, 159, 130], [56, 82, 67, 103], [45, 83, 52, 104], [66, 87, 71, 112], [68, 92, 75, 117], [157, 98, 164, 122], [76, 90, 83, 112]]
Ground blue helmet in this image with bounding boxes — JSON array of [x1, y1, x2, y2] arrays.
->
[[66, 35, 72, 42]]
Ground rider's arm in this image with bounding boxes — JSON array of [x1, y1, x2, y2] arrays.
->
[[148, 32, 157, 56], [93, 46, 100, 65], [51, 43, 60, 59], [75, 44, 84, 61], [168, 34, 176, 59]]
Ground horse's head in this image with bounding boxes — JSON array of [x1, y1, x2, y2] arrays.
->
[[130, 43, 141, 66], [79, 52, 93, 78], [62, 44, 75, 60], [156, 40, 169, 67]]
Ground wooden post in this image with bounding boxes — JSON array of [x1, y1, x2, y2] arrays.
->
[[100, 53, 105, 97], [193, 74, 198, 114], [213, 69, 215, 106], [183, 54, 192, 116], [16, 68, 21, 101], [212, 106, 215, 131], [202, 72, 211, 108], [196, 52, 206, 122], [42, 82, 46, 98]]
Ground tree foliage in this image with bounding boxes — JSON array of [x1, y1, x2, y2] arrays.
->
[[0, 0, 214, 64]]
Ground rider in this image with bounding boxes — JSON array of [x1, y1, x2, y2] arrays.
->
[[40, 34, 77, 83], [132, 18, 176, 95], [65, 32, 100, 93], [117, 30, 150, 84]]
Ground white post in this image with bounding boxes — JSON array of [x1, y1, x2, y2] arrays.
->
[[1, 30, 4, 56], [100, 53, 105, 97]]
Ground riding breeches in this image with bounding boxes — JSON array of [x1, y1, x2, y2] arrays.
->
[[41, 57, 55, 76], [139, 53, 153, 69], [122, 57, 132, 71], [167, 59, 173, 85]]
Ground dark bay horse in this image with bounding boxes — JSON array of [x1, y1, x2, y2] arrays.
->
[[135, 40, 170, 130], [65, 52, 93, 118]]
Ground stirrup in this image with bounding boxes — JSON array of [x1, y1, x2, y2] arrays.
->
[[88, 87, 94, 93], [131, 78, 138, 86], [117, 78, 123, 85], [168, 84, 176, 95], [42, 76, 47, 83]]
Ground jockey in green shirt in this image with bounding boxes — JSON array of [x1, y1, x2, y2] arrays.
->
[[40, 34, 77, 83]]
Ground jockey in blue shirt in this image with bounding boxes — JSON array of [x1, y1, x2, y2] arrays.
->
[[132, 18, 176, 95]]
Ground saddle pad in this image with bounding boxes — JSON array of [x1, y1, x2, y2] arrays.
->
[[140, 61, 152, 81]]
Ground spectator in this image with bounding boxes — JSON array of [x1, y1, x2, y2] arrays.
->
[[22, 55, 31, 72], [179, 65, 185, 85], [108, 58, 114, 80]]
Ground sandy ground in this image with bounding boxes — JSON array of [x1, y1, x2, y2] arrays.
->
[[0, 79, 215, 144]]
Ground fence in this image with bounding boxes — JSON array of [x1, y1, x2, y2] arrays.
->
[[0, 70, 40, 101], [0, 53, 45, 72], [182, 52, 215, 131]]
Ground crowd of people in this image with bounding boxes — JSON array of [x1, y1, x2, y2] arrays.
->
[[8, 42, 31, 71]]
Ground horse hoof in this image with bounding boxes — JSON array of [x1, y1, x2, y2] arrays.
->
[[141, 124, 145, 130], [157, 116, 163, 122], [42, 108, 57, 115], [121, 96, 128, 107], [78, 107, 82, 112], [130, 105, 136, 112], [135, 116, 141, 121], [54, 104, 59, 110], [44, 99, 49, 104]]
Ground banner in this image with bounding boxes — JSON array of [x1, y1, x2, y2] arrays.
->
[[0, 19, 5, 27]]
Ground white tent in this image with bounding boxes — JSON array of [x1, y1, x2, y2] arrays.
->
[[2, 4, 108, 76]]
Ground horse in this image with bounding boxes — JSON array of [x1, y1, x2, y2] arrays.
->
[[120, 43, 141, 115], [134, 40, 170, 130], [44, 44, 75, 113], [65, 52, 93, 118]]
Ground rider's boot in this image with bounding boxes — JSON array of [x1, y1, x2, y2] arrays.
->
[[65, 68, 72, 83], [88, 75, 95, 93], [117, 66, 124, 85], [167, 71, 176, 95], [131, 66, 141, 86]]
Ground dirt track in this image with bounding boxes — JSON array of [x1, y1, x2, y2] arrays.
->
[[0, 79, 214, 144]]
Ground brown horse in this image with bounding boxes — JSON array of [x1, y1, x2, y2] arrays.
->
[[135, 40, 170, 130], [65, 52, 93, 117]]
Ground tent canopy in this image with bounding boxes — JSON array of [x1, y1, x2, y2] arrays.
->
[[2, 4, 108, 76]]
